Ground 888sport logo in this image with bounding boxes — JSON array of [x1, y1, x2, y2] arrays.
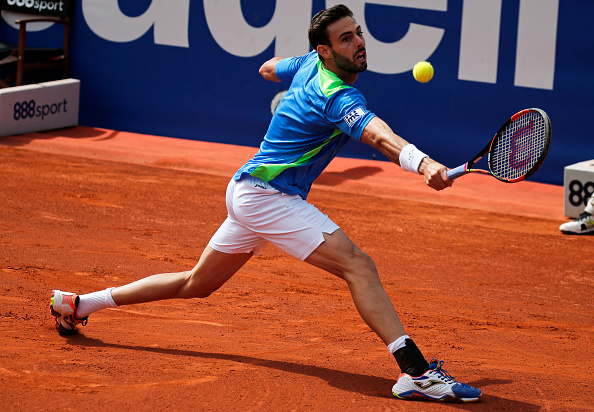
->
[[13, 98, 69, 121], [568, 179, 594, 207]]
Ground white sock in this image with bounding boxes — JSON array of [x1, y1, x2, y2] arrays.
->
[[387, 334, 410, 354], [585, 198, 594, 215], [75, 287, 118, 318]]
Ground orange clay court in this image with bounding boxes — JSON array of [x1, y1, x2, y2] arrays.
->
[[0, 127, 592, 411]]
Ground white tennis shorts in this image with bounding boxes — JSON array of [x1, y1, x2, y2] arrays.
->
[[209, 176, 339, 260]]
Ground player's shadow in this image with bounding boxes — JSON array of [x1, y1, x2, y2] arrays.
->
[[316, 166, 383, 186], [1, 126, 118, 147], [66, 334, 540, 410]]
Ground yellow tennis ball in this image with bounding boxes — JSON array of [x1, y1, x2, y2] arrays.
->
[[413, 61, 434, 83]]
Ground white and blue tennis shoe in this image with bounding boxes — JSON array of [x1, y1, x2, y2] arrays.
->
[[392, 359, 481, 402]]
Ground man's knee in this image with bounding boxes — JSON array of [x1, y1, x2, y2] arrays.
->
[[182, 270, 216, 299], [342, 248, 379, 282]]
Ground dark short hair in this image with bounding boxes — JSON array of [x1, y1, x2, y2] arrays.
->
[[308, 4, 353, 49]]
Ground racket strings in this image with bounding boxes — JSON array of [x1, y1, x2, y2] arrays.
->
[[490, 111, 548, 180]]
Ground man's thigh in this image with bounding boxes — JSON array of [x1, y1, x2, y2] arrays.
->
[[304, 229, 372, 278]]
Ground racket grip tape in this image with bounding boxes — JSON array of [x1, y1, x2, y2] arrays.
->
[[446, 164, 468, 180]]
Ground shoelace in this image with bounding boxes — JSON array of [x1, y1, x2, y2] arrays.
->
[[64, 314, 88, 326], [429, 359, 479, 392], [576, 212, 593, 223], [428, 359, 456, 383]]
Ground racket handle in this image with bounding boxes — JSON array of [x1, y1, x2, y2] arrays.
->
[[447, 164, 468, 180]]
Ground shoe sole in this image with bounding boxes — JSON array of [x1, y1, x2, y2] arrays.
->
[[394, 391, 480, 403], [561, 230, 594, 235], [50, 291, 80, 334]]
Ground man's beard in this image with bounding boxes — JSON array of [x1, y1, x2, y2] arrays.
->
[[331, 48, 367, 73]]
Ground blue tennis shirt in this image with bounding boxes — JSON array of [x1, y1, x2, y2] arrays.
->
[[233, 51, 376, 199]]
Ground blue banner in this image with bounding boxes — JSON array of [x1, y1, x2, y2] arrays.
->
[[2, 1, 592, 186]]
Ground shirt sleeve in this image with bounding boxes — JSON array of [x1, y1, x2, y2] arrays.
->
[[324, 87, 376, 141], [275, 51, 317, 85]]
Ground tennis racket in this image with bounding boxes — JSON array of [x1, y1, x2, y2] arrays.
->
[[447, 108, 551, 183]]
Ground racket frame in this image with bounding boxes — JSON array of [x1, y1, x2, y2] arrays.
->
[[447, 108, 551, 183]]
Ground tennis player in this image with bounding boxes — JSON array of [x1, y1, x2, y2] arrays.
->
[[50, 4, 481, 402]]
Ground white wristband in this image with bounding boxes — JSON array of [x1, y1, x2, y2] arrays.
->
[[399, 144, 428, 174]]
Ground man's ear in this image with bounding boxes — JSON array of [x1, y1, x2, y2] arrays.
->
[[317, 44, 332, 60]]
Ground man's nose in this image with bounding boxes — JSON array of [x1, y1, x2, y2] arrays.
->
[[356, 34, 365, 48]]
